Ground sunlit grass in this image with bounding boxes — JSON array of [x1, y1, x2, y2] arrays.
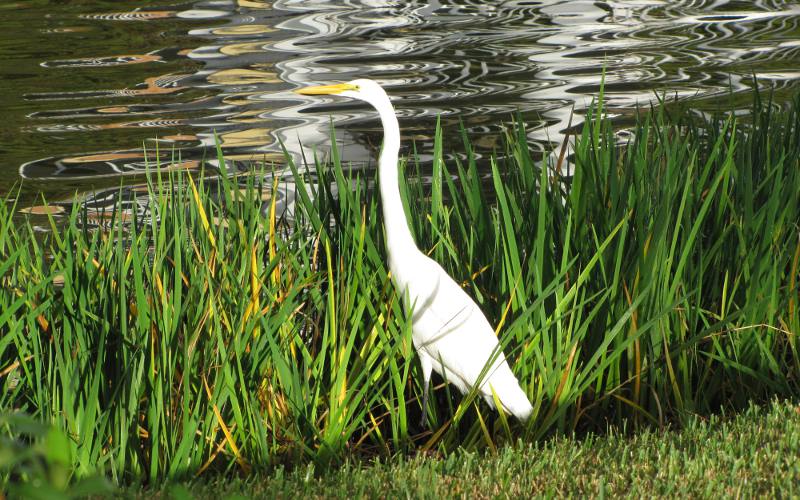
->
[[139, 400, 800, 498], [1, 93, 799, 486]]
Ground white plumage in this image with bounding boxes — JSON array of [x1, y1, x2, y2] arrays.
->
[[296, 79, 533, 422]]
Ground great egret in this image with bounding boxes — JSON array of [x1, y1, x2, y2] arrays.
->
[[296, 79, 533, 423]]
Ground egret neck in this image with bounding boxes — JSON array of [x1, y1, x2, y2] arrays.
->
[[375, 98, 417, 262]]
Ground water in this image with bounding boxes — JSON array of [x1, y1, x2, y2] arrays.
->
[[2, 0, 800, 210]]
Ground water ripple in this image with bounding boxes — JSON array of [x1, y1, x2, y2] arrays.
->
[[1, 0, 800, 212]]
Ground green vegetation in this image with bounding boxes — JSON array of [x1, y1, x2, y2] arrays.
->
[[140, 400, 800, 498], [1, 93, 799, 490]]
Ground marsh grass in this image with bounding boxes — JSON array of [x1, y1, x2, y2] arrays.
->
[[1, 94, 799, 485]]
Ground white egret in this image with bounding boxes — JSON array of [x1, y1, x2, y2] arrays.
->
[[295, 79, 533, 423]]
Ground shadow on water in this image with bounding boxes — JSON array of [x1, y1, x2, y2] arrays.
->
[[2, 0, 800, 217]]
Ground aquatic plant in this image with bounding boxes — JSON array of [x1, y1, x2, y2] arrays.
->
[[0, 94, 798, 484]]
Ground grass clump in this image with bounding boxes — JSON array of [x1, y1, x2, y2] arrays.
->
[[0, 94, 799, 486]]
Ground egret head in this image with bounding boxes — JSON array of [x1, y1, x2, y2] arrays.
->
[[294, 79, 390, 109]]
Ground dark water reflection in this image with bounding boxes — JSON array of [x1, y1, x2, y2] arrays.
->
[[2, 0, 800, 214]]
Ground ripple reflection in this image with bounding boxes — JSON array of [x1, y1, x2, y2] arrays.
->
[[2, 0, 799, 217]]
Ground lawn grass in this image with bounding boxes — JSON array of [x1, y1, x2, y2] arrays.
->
[[143, 399, 800, 498], [1, 91, 799, 489]]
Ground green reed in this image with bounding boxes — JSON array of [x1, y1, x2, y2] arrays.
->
[[1, 93, 798, 485]]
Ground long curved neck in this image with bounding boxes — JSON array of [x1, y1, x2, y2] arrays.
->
[[375, 98, 418, 261]]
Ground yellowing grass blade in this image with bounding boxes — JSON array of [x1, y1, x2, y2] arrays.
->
[[203, 377, 250, 473], [187, 172, 217, 251], [474, 404, 497, 455], [248, 244, 261, 338], [269, 176, 279, 286], [543, 341, 578, 423], [421, 419, 451, 452], [490, 385, 512, 436], [495, 271, 522, 336]]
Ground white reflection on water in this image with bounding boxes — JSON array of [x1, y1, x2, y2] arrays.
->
[[7, 0, 800, 207]]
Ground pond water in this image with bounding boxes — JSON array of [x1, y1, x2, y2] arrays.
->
[[2, 0, 800, 210]]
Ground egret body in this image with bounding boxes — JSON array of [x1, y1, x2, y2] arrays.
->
[[296, 79, 533, 423]]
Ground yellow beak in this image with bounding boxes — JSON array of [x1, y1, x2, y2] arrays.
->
[[294, 83, 358, 95]]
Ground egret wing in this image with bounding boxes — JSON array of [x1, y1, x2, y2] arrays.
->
[[403, 257, 509, 392]]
